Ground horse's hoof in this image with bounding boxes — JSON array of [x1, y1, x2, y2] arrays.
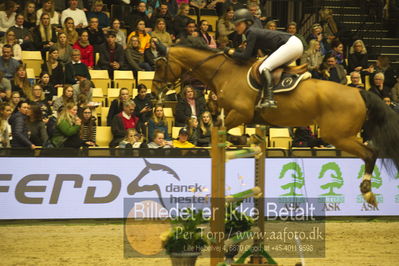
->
[[360, 179, 371, 193], [363, 191, 378, 208]]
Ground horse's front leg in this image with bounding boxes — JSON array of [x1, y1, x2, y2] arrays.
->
[[224, 109, 253, 130]]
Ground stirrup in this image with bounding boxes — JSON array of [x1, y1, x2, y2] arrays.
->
[[256, 99, 278, 109]]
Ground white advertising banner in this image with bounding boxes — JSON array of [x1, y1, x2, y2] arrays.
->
[[0, 157, 398, 219]]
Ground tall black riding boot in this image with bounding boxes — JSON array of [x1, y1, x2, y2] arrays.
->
[[256, 69, 277, 109]]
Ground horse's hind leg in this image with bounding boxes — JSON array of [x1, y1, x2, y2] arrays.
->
[[324, 136, 378, 207]]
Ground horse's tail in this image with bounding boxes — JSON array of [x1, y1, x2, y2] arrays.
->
[[360, 90, 399, 172]]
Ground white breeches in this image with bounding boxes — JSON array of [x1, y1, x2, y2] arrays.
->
[[259, 35, 304, 73]]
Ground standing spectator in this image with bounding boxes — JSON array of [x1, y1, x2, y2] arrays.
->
[[9, 14, 35, 51], [65, 49, 91, 84], [0, 45, 20, 80], [50, 102, 83, 148], [26, 103, 48, 146], [125, 36, 152, 71], [32, 13, 57, 54], [0, 1, 18, 37], [150, 18, 173, 47], [287, 21, 307, 50], [133, 83, 153, 133], [23, 1, 37, 30], [330, 39, 346, 68], [110, 18, 126, 49], [0, 102, 12, 148], [86, 0, 110, 30], [0, 71, 12, 99], [96, 31, 124, 78], [348, 40, 370, 73], [150, 4, 174, 34], [36, 0, 60, 26], [63, 17, 78, 45], [9, 101, 36, 149], [28, 84, 52, 117], [300, 40, 323, 74], [175, 85, 206, 126], [348, 71, 365, 89], [107, 87, 130, 126], [61, 0, 88, 28], [87, 17, 106, 51], [53, 85, 75, 113], [73, 30, 94, 68], [53, 31, 73, 64], [148, 104, 170, 141], [173, 3, 191, 39], [197, 111, 212, 147], [127, 2, 151, 32], [12, 65, 31, 100], [9, 91, 21, 111], [127, 20, 151, 53], [370, 72, 392, 99], [198, 20, 217, 48], [147, 129, 172, 148], [109, 100, 139, 147], [172, 127, 195, 148], [78, 105, 96, 147], [316, 54, 347, 84], [38, 72, 55, 104], [0, 30, 22, 61], [144, 37, 161, 70], [217, 6, 235, 40], [41, 47, 65, 87]]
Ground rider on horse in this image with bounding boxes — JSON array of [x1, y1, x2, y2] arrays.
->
[[225, 9, 304, 109]]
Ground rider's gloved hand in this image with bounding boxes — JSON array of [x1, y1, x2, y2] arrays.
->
[[223, 47, 234, 56]]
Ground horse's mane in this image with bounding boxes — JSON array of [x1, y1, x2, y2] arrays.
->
[[173, 36, 220, 53]]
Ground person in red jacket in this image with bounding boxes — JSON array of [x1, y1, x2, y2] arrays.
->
[[72, 29, 94, 68]]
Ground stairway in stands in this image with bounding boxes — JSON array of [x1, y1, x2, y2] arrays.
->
[[321, 0, 399, 70]]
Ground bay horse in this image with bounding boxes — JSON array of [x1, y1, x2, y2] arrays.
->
[[152, 44, 399, 207]]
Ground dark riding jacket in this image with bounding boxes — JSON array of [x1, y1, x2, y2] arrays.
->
[[231, 27, 292, 61]]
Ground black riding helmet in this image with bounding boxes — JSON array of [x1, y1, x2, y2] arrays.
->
[[232, 9, 254, 25]]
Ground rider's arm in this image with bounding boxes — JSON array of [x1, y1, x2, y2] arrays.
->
[[230, 31, 256, 61]]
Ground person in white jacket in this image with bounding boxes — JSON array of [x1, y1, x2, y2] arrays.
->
[[61, 0, 88, 28]]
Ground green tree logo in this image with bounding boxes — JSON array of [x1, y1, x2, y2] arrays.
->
[[356, 165, 382, 190], [318, 162, 344, 196], [278, 162, 305, 196]]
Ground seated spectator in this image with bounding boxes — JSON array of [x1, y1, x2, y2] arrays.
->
[[0, 1, 17, 37], [119, 128, 143, 148], [144, 37, 161, 70], [370, 55, 397, 89], [86, 0, 109, 30], [176, 20, 199, 43], [216, 36, 230, 49], [148, 104, 170, 141], [50, 102, 83, 148], [247, 3, 264, 28], [316, 54, 347, 84], [78, 105, 96, 147], [391, 79, 399, 103], [28, 84, 52, 117], [0, 102, 12, 147], [72, 30, 94, 68], [26, 103, 48, 146], [265, 20, 277, 30], [127, 20, 151, 53], [63, 17, 78, 45], [173, 3, 191, 39], [9, 91, 21, 111], [370, 72, 392, 99], [163, 0, 178, 17], [12, 65, 31, 100], [127, 2, 151, 32], [109, 100, 139, 147], [0, 71, 12, 100], [0, 44, 20, 80], [217, 7, 235, 40], [147, 129, 172, 148], [383, 97, 399, 113], [348, 71, 364, 89], [0, 88, 7, 103], [206, 91, 221, 124], [23, 1, 37, 30], [175, 85, 206, 126], [125, 36, 152, 71], [33, 13, 57, 54], [61, 0, 88, 29], [36, 0, 60, 26], [107, 88, 130, 126], [287, 21, 308, 50], [300, 39, 323, 74], [65, 49, 91, 84], [110, 18, 126, 49], [96, 31, 124, 79], [9, 13, 35, 51], [53, 31, 73, 64], [151, 18, 173, 47], [198, 20, 217, 48], [306, 24, 329, 56], [133, 84, 153, 133], [347, 40, 371, 74], [0, 30, 22, 61], [197, 111, 212, 147], [186, 115, 199, 145], [53, 85, 75, 113], [38, 72, 55, 104], [172, 127, 195, 148], [73, 79, 92, 102], [292, 127, 325, 148], [150, 4, 174, 34], [9, 100, 36, 149], [87, 17, 106, 51], [41, 47, 65, 87], [330, 39, 346, 68]]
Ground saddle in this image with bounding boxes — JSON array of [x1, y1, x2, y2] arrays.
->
[[248, 59, 310, 93]]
